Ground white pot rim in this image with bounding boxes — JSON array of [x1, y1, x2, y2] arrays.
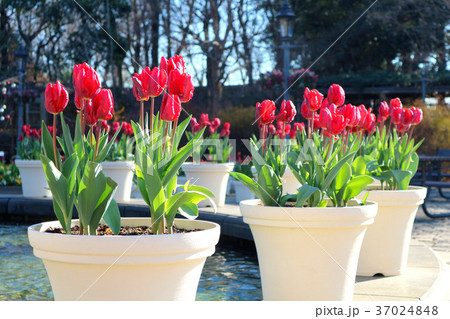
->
[[28, 218, 220, 264], [182, 162, 234, 171], [14, 159, 43, 167], [101, 160, 135, 170], [361, 185, 427, 204], [239, 199, 377, 228]]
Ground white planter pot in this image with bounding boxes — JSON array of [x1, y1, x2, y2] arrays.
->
[[239, 199, 377, 301], [356, 186, 427, 276], [28, 218, 220, 301], [15, 159, 52, 198], [101, 161, 134, 202], [232, 180, 255, 203], [182, 162, 234, 207], [281, 167, 301, 195]]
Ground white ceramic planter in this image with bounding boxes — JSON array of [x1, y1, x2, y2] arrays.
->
[[101, 161, 134, 202], [28, 218, 220, 301], [281, 167, 301, 195], [182, 162, 234, 207], [356, 186, 427, 276], [15, 159, 52, 198], [239, 199, 377, 301], [232, 180, 255, 203]]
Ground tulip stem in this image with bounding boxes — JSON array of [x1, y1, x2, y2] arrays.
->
[[140, 100, 144, 129], [170, 119, 178, 157], [53, 114, 58, 170], [407, 126, 414, 145], [162, 121, 169, 156], [94, 120, 102, 161], [81, 100, 87, 135], [150, 97, 154, 138]]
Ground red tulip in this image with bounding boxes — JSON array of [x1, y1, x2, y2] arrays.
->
[[304, 88, 324, 111], [339, 104, 358, 127], [284, 124, 291, 135], [220, 122, 230, 137], [327, 114, 348, 135], [160, 94, 181, 122], [377, 101, 389, 122], [19, 135, 24, 142], [389, 98, 402, 116], [313, 112, 320, 131], [356, 104, 369, 128], [92, 89, 114, 121], [396, 123, 411, 133], [160, 55, 186, 76], [149, 67, 167, 98], [411, 107, 423, 125], [391, 107, 403, 125], [199, 113, 210, 128], [73, 63, 101, 100], [168, 69, 194, 103], [300, 101, 314, 120], [256, 100, 276, 125], [278, 100, 296, 123], [22, 124, 30, 135], [268, 124, 276, 135], [123, 122, 134, 135], [132, 67, 152, 101], [319, 107, 332, 129], [210, 118, 221, 132], [327, 84, 345, 107], [47, 125, 56, 136], [45, 81, 69, 115], [85, 101, 97, 126], [401, 108, 415, 125], [113, 121, 121, 135], [363, 113, 376, 133]]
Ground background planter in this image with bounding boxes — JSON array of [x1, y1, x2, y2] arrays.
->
[[356, 186, 427, 276], [28, 218, 220, 301], [182, 162, 234, 207], [281, 167, 301, 195], [239, 199, 377, 301], [15, 159, 51, 198], [101, 161, 134, 202], [232, 180, 256, 203]]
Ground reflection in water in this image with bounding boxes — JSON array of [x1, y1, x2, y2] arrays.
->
[[0, 223, 261, 301]]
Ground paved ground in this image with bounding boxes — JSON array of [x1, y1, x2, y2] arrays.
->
[[412, 188, 450, 265]]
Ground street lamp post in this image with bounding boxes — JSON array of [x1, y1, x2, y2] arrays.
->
[[277, 0, 295, 101], [14, 46, 28, 144]]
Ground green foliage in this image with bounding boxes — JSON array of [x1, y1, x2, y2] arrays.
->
[[104, 134, 134, 161], [16, 136, 41, 160], [0, 163, 21, 186], [41, 114, 121, 235], [355, 126, 422, 190], [132, 115, 216, 235]]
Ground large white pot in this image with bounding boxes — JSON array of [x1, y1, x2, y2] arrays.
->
[[15, 159, 52, 198], [232, 180, 255, 203], [28, 218, 220, 301], [239, 199, 377, 301], [356, 186, 427, 276], [101, 161, 134, 202], [281, 167, 301, 195], [182, 162, 234, 207]]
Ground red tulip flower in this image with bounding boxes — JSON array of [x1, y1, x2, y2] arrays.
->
[[73, 63, 101, 100], [327, 84, 345, 107], [268, 124, 276, 135], [401, 108, 415, 125], [303, 88, 324, 112], [199, 113, 210, 128], [256, 100, 276, 125], [220, 122, 230, 137], [389, 98, 402, 116], [327, 114, 348, 135], [319, 107, 333, 129], [396, 123, 411, 133], [411, 107, 423, 125], [160, 55, 186, 76], [92, 89, 114, 121], [160, 94, 181, 122], [300, 101, 314, 120], [363, 113, 376, 133], [377, 101, 390, 122], [168, 69, 194, 103], [391, 107, 403, 125], [132, 67, 152, 101], [45, 81, 69, 115], [278, 99, 296, 123], [339, 104, 358, 127]]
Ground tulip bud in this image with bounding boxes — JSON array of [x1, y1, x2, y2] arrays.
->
[[389, 98, 402, 116], [73, 63, 101, 100], [303, 88, 324, 112], [256, 100, 276, 125], [327, 84, 345, 107], [45, 81, 69, 115], [160, 94, 181, 122], [278, 100, 296, 123]]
